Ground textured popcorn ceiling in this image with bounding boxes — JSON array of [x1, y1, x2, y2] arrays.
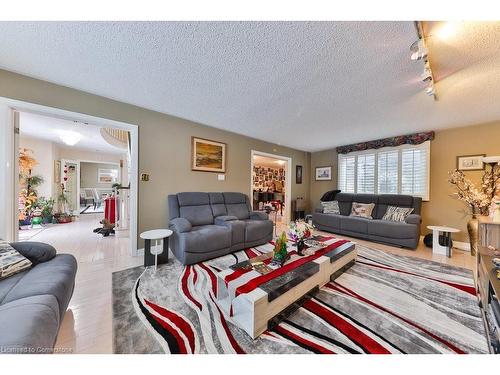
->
[[0, 21, 499, 152]]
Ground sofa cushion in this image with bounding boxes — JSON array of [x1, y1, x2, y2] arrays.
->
[[382, 206, 414, 222], [177, 192, 210, 206], [0, 271, 25, 305], [375, 194, 415, 219], [9, 242, 56, 266], [223, 192, 251, 220], [0, 240, 32, 280], [321, 200, 340, 214], [368, 219, 418, 239], [2, 254, 77, 319], [180, 225, 231, 253], [340, 216, 370, 233], [179, 205, 214, 226], [350, 202, 375, 219], [313, 212, 341, 229], [0, 294, 60, 352], [244, 219, 273, 242], [209, 193, 227, 217], [335, 193, 354, 216]]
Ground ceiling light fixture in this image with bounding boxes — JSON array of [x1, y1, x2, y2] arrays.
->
[[436, 21, 460, 40], [59, 130, 82, 146], [410, 21, 437, 101]]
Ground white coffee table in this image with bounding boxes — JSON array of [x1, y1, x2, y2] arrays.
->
[[427, 226, 460, 258], [140, 229, 173, 270]]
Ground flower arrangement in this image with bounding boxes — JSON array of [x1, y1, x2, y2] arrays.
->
[[448, 170, 491, 215], [288, 220, 314, 242], [288, 220, 314, 256]]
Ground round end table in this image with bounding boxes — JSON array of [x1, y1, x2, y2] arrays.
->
[[426, 225, 460, 258], [140, 229, 173, 270]]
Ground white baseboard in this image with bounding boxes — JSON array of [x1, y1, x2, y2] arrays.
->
[[453, 240, 471, 252]]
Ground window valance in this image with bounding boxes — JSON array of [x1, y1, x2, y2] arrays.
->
[[336, 131, 435, 154]]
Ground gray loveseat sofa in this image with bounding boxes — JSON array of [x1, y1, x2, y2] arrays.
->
[[168, 192, 273, 265], [0, 242, 77, 353], [313, 193, 422, 249]]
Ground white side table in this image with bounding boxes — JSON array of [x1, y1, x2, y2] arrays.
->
[[427, 226, 460, 258], [140, 229, 173, 270]]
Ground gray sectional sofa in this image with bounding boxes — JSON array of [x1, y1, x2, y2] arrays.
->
[[168, 192, 274, 265], [313, 193, 422, 249], [0, 242, 77, 353]]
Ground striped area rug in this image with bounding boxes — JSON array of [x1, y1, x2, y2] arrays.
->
[[112, 240, 488, 354]]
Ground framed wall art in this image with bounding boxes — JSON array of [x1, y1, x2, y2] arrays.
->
[[191, 137, 227, 173]]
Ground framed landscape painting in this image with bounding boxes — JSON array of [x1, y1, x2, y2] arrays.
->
[[315, 166, 332, 181], [192, 137, 227, 173]]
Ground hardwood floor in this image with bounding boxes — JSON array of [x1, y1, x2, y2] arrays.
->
[[23, 215, 475, 354]]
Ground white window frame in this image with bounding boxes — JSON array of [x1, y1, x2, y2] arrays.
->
[[337, 141, 430, 201]]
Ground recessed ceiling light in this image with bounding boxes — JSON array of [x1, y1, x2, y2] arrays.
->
[[436, 21, 460, 40], [59, 130, 82, 146]]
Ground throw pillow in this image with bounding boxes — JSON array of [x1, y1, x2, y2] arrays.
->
[[382, 206, 414, 222], [320, 200, 340, 214], [0, 240, 32, 280], [350, 202, 375, 219]]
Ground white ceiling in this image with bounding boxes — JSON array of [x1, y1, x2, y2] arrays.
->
[[19, 111, 126, 155], [1, 21, 500, 152]]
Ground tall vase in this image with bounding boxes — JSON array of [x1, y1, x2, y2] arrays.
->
[[467, 214, 479, 256]]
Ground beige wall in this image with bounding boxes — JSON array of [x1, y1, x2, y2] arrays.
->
[[0, 69, 310, 248], [310, 148, 338, 209], [422, 122, 500, 242], [80, 162, 119, 189]]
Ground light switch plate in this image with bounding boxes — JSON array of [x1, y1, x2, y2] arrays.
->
[[218, 174, 225, 181]]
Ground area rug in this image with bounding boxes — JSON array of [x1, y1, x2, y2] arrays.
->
[[112, 239, 488, 354]]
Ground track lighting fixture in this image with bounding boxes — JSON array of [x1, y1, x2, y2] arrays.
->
[[410, 21, 436, 100]]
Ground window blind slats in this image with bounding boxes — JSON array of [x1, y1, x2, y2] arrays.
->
[[337, 141, 429, 200]]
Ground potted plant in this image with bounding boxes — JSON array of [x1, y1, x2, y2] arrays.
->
[[33, 197, 55, 224]]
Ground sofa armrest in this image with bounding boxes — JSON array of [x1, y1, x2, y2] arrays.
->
[[250, 211, 268, 220], [405, 214, 421, 225], [169, 218, 192, 233], [9, 241, 56, 266], [214, 216, 238, 226]]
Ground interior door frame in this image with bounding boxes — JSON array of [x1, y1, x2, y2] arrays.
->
[[0, 97, 140, 256], [250, 149, 292, 224], [60, 159, 80, 216]]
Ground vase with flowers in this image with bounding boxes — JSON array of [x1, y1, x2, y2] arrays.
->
[[288, 220, 314, 256], [448, 170, 491, 255]]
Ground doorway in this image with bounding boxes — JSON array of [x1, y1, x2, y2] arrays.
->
[[250, 150, 292, 230], [0, 97, 139, 256]]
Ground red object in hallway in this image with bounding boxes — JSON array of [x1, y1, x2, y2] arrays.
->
[[104, 197, 116, 224]]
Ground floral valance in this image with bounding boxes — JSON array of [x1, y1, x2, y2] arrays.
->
[[336, 131, 435, 154]]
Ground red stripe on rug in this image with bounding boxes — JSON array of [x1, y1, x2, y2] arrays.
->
[[274, 325, 336, 354], [326, 283, 465, 354], [356, 260, 476, 295], [244, 248, 259, 259], [149, 312, 188, 354], [235, 240, 349, 297], [303, 299, 390, 354], [192, 266, 198, 285], [144, 299, 196, 354], [198, 263, 217, 295], [181, 266, 202, 311], [208, 293, 245, 354]]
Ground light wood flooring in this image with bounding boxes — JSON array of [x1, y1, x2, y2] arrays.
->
[[22, 215, 474, 353]]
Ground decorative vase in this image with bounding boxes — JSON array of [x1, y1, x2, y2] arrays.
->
[[467, 214, 479, 256], [296, 239, 305, 256]]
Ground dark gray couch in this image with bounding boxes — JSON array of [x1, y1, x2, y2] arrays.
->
[[0, 242, 77, 354], [168, 192, 273, 265], [313, 193, 422, 249]]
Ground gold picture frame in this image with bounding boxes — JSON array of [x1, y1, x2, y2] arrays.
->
[[191, 137, 227, 173], [54, 160, 61, 183], [456, 154, 485, 171]]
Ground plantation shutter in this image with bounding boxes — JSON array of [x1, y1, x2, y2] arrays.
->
[[377, 150, 399, 194], [356, 153, 375, 193], [338, 155, 355, 193], [401, 146, 428, 198]]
